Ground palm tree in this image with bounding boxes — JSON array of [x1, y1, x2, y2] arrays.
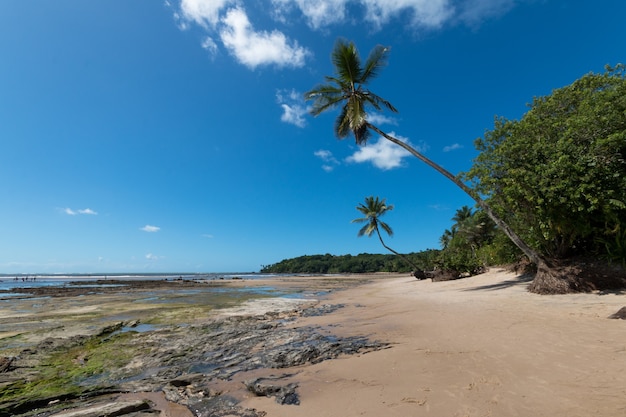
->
[[452, 206, 474, 225], [305, 39, 557, 290], [439, 228, 455, 250], [352, 196, 421, 273]]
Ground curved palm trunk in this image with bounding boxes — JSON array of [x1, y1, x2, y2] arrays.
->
[[375, 226, 421, 272], [367, 123, 546, 268]]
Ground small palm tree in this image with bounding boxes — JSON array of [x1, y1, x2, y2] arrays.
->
[[305, 39, 547, 271], [352, 196, 421, 273], [452, 206, 474, 225], [439, 228, 455, 250]]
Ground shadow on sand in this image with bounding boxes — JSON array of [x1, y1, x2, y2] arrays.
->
[[462, 273, 534, 292]]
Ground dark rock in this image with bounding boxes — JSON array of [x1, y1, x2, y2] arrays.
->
[[189, 395, 267, 417], [431, 269, 461, 282], [245, 377, 300, 405], [44, 399, 150, 417], [126, 320, 141, 328], [98, 322, 124, 336], [608, 306, 626, 319], [300, 303, 344, 317], [2, 303, 387, 417], [413, 270, 427, 280], [169, 373, 205, 387], [0, 357, 14, 373]]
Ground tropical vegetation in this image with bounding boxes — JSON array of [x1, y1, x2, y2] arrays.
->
[[436, 206, 520, 275], [465, 64, 626, 292], [305, 39, 626, 293], [304, 39, 549, 290], [261, 251, 439, 274]]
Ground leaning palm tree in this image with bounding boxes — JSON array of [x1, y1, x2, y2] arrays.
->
[[305, 39, 559, 292], [352, 196, 421, 273]]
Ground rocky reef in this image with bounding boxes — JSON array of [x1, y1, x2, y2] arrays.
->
[[0, 302, 388, 416]]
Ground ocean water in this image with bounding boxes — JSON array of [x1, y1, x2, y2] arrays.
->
[[0, 273, 277, 292]]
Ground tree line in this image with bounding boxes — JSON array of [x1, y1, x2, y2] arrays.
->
[[261, 251, 440, 274]]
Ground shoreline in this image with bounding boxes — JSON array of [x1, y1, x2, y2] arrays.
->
[[1, 270, 625, 416], [0, 273, 392, 416]]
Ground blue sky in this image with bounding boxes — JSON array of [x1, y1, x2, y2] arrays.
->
[[1, 0, 624, 273]]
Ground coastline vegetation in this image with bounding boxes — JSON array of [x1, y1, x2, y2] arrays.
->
[[262, 205, 518, 276], [261, 251, 439, 274], [304, 39, 626, 293]]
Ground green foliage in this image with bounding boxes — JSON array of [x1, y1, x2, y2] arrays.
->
[[305, 39, 397, 144], [466, 65, 626, 259], [476, 232, 521, 266], [261, 251, 440, 274], [352, 196, 394, 238], [596, 227, 626, 265], [437, 207, 521, 273]]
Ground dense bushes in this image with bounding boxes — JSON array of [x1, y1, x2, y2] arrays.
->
[[466, 65, 626, 263], [435, 207, 521, 275]]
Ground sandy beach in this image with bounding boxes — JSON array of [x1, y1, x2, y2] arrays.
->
[[240, 269, 626, 417], [1, 270, 625, 416]]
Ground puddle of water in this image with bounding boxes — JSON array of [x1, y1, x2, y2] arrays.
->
[[108, 323, 157, 336], [122, 323, 156, 333], [0, 293, 30, 299]]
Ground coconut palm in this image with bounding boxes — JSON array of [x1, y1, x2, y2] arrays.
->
[[352, 196, 421, 273], [452, 206, 474, 225], [306, 39, 551, 280], [439, 228, 455, 250]]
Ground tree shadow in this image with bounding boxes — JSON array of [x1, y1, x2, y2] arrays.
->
[[461, 273, 626, 295], [462, 273, 534, 292], [597, 288, 626, 296]]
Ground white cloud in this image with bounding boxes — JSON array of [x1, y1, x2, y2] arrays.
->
[[220, 8, 310, 69], [178, 0, 235, 28], [367, 113, 398, 126], [271, 0, 348, 29], [276, 89, 308, 127], [429, 203, 450, 211], [201, 233, 214, 238], [280, 104, 307, 127], [174, 1, 526, 68], [443, 143, 463, 152], [314, 149, 340, 171], [145, 253, 160, 261], [345, 134, 418, 170], [141, 225, 161, 232], [201, 36, 218, 55], [362, 0, 454, 30], [63, 207, 98, 216], [457, 0, 516, 27], [271, 0, 452, 30], [314, 149, 334, 160]]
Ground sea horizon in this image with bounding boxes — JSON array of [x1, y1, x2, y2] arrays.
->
[[0, 271, 258, 279], [0, 272, 282, 293]]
